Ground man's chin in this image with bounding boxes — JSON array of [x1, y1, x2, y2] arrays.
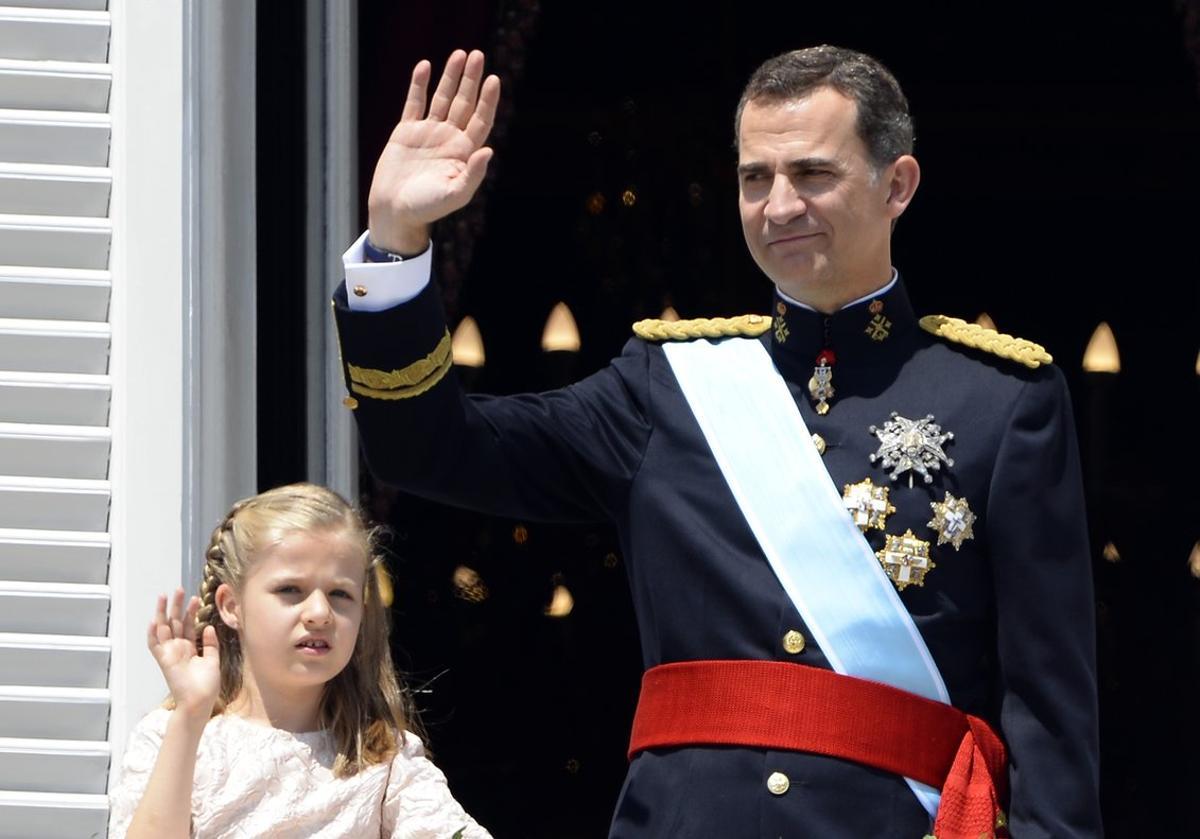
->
[[772, 273, 829, 302], [763, 251, 826, 280]]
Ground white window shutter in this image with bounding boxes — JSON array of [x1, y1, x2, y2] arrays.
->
[[0, 2, 112, 836]]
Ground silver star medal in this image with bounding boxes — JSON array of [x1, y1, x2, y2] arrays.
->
[[868, 412, 955, 488], [928, 492, 976, 550]]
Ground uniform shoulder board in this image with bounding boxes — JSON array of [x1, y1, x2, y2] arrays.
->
[[919, 315, 1053, 369], [632, 314, 771, 342]]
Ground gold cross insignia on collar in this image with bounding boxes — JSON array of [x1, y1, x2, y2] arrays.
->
[[774, 314, 790, 343], [865, 314, 892, 341]]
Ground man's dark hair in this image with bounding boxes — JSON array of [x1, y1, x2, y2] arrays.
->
[[735, 45, 914, 169]]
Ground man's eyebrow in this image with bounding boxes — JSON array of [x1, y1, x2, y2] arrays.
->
[[736, 157, 840, 176], [785, 157, 839, 171], [736, 161, 770, 176]]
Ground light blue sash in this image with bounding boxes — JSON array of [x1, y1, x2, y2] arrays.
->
[[662, 336, 948, 818]]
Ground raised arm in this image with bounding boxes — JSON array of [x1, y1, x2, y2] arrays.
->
[[367, 49, 501, 256], [121, 590, 221, 839], [333, 49, 652, 524]]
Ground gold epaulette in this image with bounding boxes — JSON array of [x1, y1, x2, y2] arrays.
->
[[919, 315, 1052, 369], [632, 314, 771, 342], [346, 329, 453, 400]]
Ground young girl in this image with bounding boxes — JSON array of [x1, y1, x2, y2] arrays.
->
[[108, 483, 491, 838]]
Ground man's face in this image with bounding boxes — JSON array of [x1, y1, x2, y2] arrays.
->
[[737, 88, 915, 308]]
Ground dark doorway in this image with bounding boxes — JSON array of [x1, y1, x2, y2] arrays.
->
[[256, 3, 310, 490]]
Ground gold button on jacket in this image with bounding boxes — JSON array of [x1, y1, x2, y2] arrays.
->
[[782, 630, 806, 655], [766, 771, 790, 795]]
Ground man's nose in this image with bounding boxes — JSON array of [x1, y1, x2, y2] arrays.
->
[[302, 592, 333, 625], [764, 175, 806, 225]]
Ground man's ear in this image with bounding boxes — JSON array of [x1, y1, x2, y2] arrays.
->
[[885, 154, 920, 219], [215, 583, 240, 630]]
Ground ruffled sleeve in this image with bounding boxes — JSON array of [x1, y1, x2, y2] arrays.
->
[[380, 733, 492, 839], [106, 708, 171, 839]]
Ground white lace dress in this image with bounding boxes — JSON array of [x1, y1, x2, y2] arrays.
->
[[108, 709, 492, 839]]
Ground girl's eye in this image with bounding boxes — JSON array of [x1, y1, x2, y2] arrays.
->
[[275, 585, 300, 594], [331, 589, 353, 600]]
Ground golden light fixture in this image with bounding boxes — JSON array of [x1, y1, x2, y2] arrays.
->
[[451, 316, 485, 368], [1082, 322, 1120, 373], [1102, 541, 1121, 563], [1194, 348, 1199, 377], [659, 306, 680, 322], [541, 302, 581, 352], [974, 312, 996, 331], [452, 565, 489, 603], [621, 188, 637, 207], [1188, 541, 1200, 579], [375, 565, 394, 607], [545, 584, 575, 618]]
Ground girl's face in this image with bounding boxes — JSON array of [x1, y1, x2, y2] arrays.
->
[[221, 528, 366, 696]]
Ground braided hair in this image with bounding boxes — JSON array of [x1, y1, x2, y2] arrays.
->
[[191, 497, 253, 713], [177, 483, 417, 777]]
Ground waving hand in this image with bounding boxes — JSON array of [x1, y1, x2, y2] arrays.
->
[[368, 49, 501, 255], [147, 588, 220, 719]]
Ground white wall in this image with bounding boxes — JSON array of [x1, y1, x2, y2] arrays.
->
[[106, 0, 185, 758]]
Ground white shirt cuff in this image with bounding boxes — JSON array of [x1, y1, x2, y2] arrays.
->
[[342, 230, 432, 312]]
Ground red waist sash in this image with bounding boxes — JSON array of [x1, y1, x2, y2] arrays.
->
[[628, 660, 1008, 839]]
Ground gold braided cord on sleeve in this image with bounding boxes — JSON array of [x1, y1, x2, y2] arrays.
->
[[919, 315, 1053, 369], [348, 329, 452, 391], [632, 314, 771, 342], [351, 352, 453, 401]]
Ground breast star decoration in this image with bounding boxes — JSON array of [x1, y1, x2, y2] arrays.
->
[[927, 492, 976, 550], [842, 478, 896, 532], [875, 529, 935, 590], [868, 412, 955, 487]]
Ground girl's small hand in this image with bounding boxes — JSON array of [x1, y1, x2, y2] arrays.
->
[[147, 588, 221, 718]]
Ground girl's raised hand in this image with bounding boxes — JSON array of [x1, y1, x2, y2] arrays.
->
[[147, 588, 221, 719]]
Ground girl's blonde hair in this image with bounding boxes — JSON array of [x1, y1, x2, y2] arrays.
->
[[187, 482, 416, 777]]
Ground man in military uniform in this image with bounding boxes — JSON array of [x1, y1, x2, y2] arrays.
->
[[332, 46, 1101, 837]]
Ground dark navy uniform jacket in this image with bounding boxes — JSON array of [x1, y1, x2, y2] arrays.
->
[[333, 274, 1101, 838]]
